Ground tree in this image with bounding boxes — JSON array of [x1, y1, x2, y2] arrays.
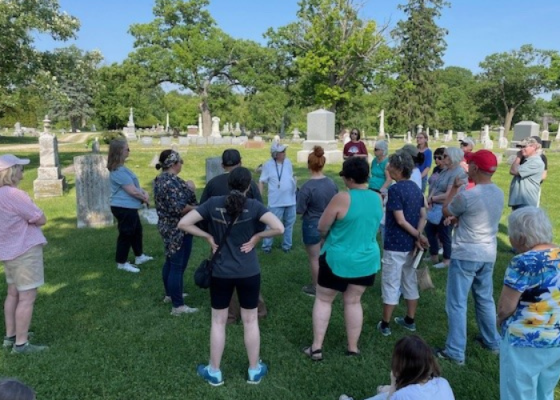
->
[[477, 45, 555, 134], [266, 0, 389, 124], [0, 0, 79, 116], [435, 67, 479, 131], [391, 0, 448, 132], [43, 46, 103, 132], [129, 0, 263, 136]]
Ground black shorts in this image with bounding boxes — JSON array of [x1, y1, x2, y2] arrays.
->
[[210, 274, 261, 310], [318, 253, 375, 292]]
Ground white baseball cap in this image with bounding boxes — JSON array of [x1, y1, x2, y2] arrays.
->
[[0, 154, 30, 171]]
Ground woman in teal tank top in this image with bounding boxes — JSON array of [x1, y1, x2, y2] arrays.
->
[[303, 158, 382, 361], [369, 140, 391, 192]]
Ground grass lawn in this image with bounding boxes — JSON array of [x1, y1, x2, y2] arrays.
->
[[1, 136, 559, 399]]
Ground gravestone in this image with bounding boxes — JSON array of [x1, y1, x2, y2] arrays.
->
[[33, 117, 65, 198], [297, 109, 342, 163], [234, 122, 241, 135], [211, 117, 221, 137], [434, 129, 439, 140], [484, 140, 494, 150], [556, 124, 560, 141], [498, 126, 508, 149], [292, 128, 301, 140], [198, 114, 203, 136], [141, 137, 153, 147], [416, 125, 423, 134], [160, 136, 172, 146], [122, 107, 137, 141], [406, 131, 412, 144], [91, 124, 97, 132], [74, 155, 113, 228], [542, 130, 550, 140], [179, 137, 189, 146], [378, 109, 385, 139], [13, 122, 23, 137], [92, 137, 100, 153], [513, 121, 539, 142], [187, 125, 198, 135], [205, 157, 224, 184]]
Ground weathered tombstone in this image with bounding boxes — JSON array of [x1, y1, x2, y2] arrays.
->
[[292, 128, 301, 140], [499, 137, 509, 149], [187, 125, 198, 135], [253, 136, 263, 142], [426, 127, 430, 139], [222, 122, 229, 135], [122, 107, 137, 141], [74, 155, 113, 228], [91, 124, 97, 132], [160, 136, 172, 146], [211, 116, 221, 137], [483, 125, 490, 143], [141, 137, 153, 147], [13, 122, 23, 137], [434, 129, 439, 140], [416, 125, 423, 134], [513, 121, 539, 142], [542, 130, 550, 140], [378, 109, 385, 139], [205, 157, 224, 184], [179, 137, 189, 146], [406, 131, 412, 144], [484, 140, 494, 150], [149, 154, 159, 167], [198, 114, 203, 136], [92, 137, 100, 153], [456, 131, 464, 141], [33, 116, 65, 198], [297, 109, 342, 163], [234, 122, 241, 135]]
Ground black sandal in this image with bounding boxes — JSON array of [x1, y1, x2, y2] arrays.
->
[[302, 345, 323, 361], [345, 350, 360, 357]]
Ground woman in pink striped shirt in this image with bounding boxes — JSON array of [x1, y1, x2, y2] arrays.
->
[[0, 154, 48, 354]]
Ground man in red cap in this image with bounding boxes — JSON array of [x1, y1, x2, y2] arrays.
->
[[434, 150, 504, 365]]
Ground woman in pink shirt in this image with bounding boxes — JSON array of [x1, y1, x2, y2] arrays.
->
[[0, 155, 48, 354]]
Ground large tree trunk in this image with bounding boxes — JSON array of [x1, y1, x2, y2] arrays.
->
[[199, 83, 212, 137], [504, 107, 516, 137]]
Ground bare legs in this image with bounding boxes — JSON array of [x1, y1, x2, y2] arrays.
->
[[4, 285, 37, 345], [209, 307, 260, 370], [305, 243, 321, 286], [311, 284, 366, 353]]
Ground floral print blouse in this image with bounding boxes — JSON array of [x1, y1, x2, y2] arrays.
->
[[154, 172, 197, 256], [502, 248, 560, 348]]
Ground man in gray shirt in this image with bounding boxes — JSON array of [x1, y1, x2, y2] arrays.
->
[[508, 137, 545, 209], [435, 150, 504, 365]]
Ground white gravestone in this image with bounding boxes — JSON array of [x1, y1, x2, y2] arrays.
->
[[297, 109, 342, 163], [541, 130, 549, 140], [211, 117, 221, 138], [205, 157, 224, 184], [198, 114, 203, 136], [378, 109, 385, 139], [160, 137, 172, 146], [34, 121, 65, 198], [14, 122, 23, 137], [74, 155, 113, 228], [434, 129, 439, 140]]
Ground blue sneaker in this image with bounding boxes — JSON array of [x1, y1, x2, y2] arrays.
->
[[394, 317, 416, 332], [196, 364, 224, 386], [247, 361, 268, 384], [376, 321, 391, 337]]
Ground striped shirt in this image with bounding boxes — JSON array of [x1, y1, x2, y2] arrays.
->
[[0, 186, 47, 261]]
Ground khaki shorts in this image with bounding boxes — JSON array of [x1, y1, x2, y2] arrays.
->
[[381, 250, 419, 304], [4, 245, 45, 291]]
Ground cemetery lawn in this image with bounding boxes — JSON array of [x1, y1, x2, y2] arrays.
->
[[1, 137, 559, 400]]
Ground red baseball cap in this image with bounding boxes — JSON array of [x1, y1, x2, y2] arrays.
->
[[464, 150, 497, 174]]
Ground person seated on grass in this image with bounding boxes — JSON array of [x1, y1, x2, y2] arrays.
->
[[339, 335, 455, 400], [178, 167, 284, 386], [0, 378, 35, 400]]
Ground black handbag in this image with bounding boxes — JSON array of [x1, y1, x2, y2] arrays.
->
[[194, 218, 236, 289]]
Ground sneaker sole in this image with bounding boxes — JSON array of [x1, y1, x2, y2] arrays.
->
[[394, 318, 416, 332], [246, 378, 263, 385]]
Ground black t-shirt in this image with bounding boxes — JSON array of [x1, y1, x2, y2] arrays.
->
[[200, 173, 263, 204], [197, 197, 268, 278]]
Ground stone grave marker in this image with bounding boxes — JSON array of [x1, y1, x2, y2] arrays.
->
[[160, 136, 172, 146], [298, 109, 341, 163], [513, 121, 539, 142], [33, 117, 65, 198], [205, 157, 224, 184], [141, 137, 153, 147], [74, 155, 113, 228], [211, 117, 221, 137], [179, 137, 189, 146]]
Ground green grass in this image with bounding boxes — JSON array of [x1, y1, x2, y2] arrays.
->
[[1, 138, 559, 399]]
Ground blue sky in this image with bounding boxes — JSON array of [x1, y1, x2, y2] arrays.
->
[[34, 0, 560, 73]]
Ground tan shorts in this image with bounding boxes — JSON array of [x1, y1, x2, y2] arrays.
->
[[4, 245, 45, 291]]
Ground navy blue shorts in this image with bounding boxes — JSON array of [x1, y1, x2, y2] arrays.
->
[[302, 219, 321, 245], [318, 253, 375, 292], [210, 274, 261, 310]]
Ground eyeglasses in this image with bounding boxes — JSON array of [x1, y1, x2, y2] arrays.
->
[[443, 154, 449, 158], [374, 148, 381, 151], [460, 143, 468, 147], [434, 156, 443, 160]]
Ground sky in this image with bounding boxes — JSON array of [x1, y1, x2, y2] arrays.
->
[[34, 0, 560, 74]]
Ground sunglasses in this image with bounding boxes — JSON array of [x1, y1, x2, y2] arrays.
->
[[374, 148, 381, 151], [460, 142, 469, 147], [443, 154, 449, 158], [434, 156, 443, 160]]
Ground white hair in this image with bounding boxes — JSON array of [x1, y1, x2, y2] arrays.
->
[[445, 147, 464, 165], [508, 207, 553, 249]]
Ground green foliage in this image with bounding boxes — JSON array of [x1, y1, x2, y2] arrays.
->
[[390, 0, 449, 132], [101, 131, 125, 144], [0, 0, 79, 116], [476, 44, 555, 134], [435, 67, 479, 131], [42, 45, 103, 132], [266, 0, 389, 126]]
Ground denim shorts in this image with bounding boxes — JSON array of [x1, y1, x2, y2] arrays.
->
[[302, 219, 321, 245]]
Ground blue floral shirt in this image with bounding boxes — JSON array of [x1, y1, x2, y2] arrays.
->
[[502, 248, 560, 348], [154, 172, 197, 256]]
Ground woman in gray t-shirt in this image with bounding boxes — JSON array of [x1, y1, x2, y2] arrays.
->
[[296, 146, 338, 296], [425, 147, 467, 269], [178, 167, 283, 386]]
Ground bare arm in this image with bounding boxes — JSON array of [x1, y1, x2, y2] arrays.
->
[[258, 181, 265, 196], [509, 153, 522, 176], [497, 286, 522, 327], [380, 166, 393, 192], [177, 210, 217, 252], [240, 211, 285, 253], [318, 192, 350, 237], [443, 176, 464, 217], [122, 184, 149, 203]]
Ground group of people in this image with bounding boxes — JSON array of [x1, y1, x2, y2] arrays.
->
[[0, 128, 558, 399]]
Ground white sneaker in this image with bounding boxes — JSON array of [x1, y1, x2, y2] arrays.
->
[[433, 262, 448, 269], [438, 248, 444, 255], [117, 262, 140, 273], [135, 254, 153, 265], [171, 305, 198, 316], [163, 293, 188, 303]]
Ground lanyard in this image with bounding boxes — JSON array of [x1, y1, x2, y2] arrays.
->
[[275, 162, 284, 189]]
